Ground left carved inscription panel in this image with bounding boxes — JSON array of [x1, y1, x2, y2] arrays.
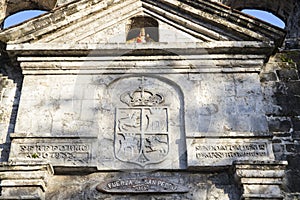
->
[[9, 137, 95, 166]]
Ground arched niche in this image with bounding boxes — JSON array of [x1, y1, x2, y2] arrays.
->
[[126, 16, 159, 43]]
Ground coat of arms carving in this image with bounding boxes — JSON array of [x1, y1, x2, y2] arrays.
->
[[114, 77, 169, 166]]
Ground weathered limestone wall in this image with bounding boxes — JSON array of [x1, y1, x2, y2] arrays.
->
[[13, 74, 267, 137], [0, 0, 299, 199], [260, 51, 300, 199], [0, 43, 22, 162], [0, 74, 15, 160], [45, 171, 241, 200], [2, 40, 285, 199]]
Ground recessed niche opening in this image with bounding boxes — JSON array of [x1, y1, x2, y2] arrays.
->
[[126, 16, 159, 43]]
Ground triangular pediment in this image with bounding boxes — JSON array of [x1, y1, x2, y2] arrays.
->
[[0, 0, 285, 46]]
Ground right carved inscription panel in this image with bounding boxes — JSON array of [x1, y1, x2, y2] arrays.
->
[[187, 138, 274, 167]]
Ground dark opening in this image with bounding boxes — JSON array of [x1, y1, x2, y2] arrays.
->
[[126, 17, 159, 43]]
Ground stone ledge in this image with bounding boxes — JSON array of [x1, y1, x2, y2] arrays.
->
[[1, 180, 46, 192], [234, 160, 288, 167], [240, 178, 283, 185], [7, 41, 275, 56], [234, 161, 288, 200], [0, 162, 53, 172], [242, 193, 284, 199], [0, 163, 53, 200], [10, 132, 97, 139], [0, 196, 42, 200]]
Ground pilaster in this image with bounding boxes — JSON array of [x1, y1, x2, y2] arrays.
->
[[234, 161, 287, 200], [0, 163, 53, 200]]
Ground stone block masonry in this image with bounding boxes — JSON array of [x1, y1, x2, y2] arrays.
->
[[260, 51, 300, 196], [0, 0, 299, 199]]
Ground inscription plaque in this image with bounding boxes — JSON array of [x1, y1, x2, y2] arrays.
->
[[9, 137, 95, 166], [97, 178, 189, 193], [17, 143, 91, 164], [187, 138, 274, 167]]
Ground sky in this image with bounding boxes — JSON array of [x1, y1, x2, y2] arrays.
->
[[3, 9, 285, 29], [3, 10, 47, 29], [242, 9, 285, 28]]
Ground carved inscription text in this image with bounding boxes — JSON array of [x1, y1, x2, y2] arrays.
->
[[187, 139, 273, 167], [97, 178, 189, 193], [195, 143, 268, 159], [18, 143, 91, 164]]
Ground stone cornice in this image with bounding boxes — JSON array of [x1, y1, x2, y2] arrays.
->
[[0, 0, 286, 47], [7, 41, 275, 56]]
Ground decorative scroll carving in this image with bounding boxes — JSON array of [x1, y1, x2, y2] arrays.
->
[[97, 178, 189, 193], [120, 77, 164, 107]]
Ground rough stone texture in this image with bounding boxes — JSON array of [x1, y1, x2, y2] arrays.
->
[[45, 171, 241, 200], [0, 0, 285, 44], [260, 51, 300, 198], [234, 161, 287, 200], [0, 43, 22, 162], [0, 0, 299, 199], [0, 0, 298, 48], [0, 163, 53, 200], [0, 74, 15, 162], [0, 0, 57, 26], [216, 0, 300, 49]]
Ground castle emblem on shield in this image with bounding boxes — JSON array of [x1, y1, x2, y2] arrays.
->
[[114, 77, 169, 166]]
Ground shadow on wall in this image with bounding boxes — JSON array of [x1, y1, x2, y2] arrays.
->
[[0, 43, 23, 162], [37, 49, 250, 199], [41, 58, 243, 199]]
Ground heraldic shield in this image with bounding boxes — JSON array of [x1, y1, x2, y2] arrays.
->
[[114, 77, 169, 166]]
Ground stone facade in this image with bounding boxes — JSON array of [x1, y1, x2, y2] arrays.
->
[[216, 0, 300, 49], [0, 0, 299, 199]]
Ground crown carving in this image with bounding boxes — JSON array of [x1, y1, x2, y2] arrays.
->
[[120, 88, 164, 107]]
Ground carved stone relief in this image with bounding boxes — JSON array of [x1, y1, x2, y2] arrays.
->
[[9, 137, 96, 167], [187, 138, 274, 167], [114, 77, 169, 166], [97, 177, 189, 193], [97, 75, 186, 170]]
